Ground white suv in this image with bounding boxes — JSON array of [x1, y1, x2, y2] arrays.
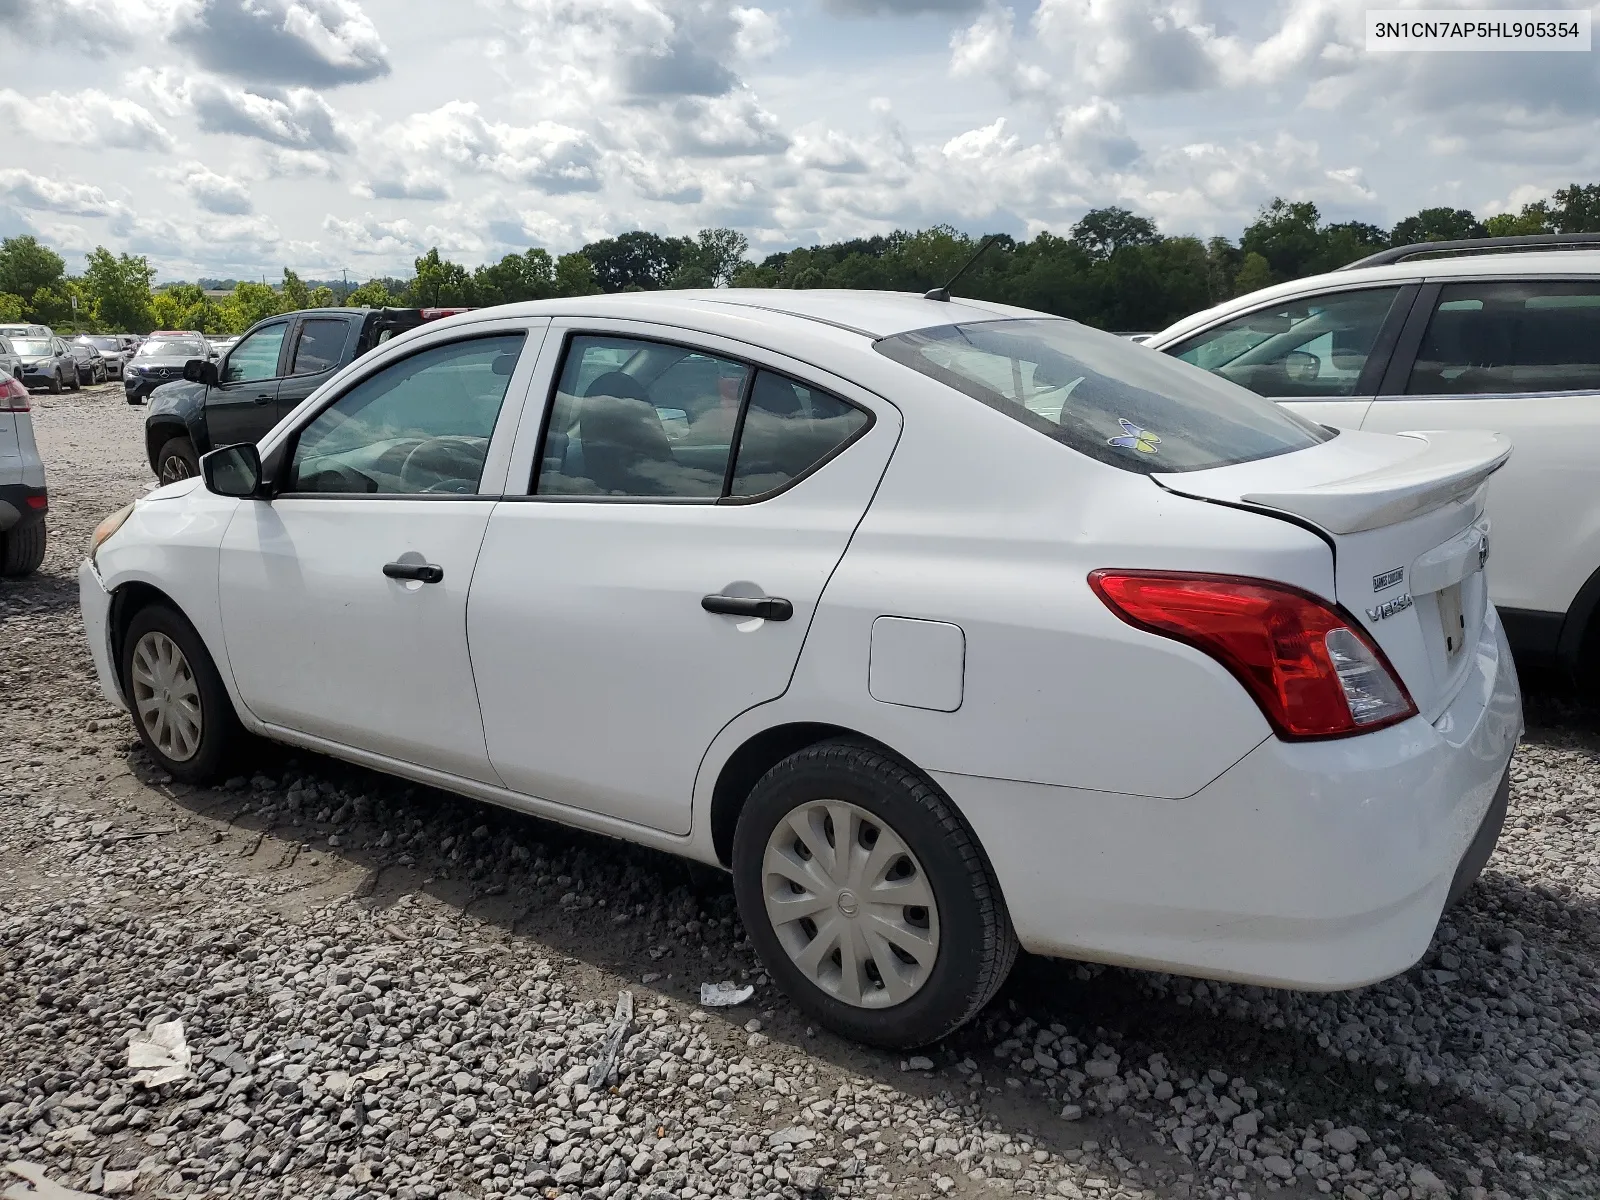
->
[[1148, 235, 1600, 681], [0, 373, 47, 575]]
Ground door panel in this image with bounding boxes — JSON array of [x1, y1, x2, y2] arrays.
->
[[208, 322, 289, 446], [1361, 393, 1598, 614], [218, 499, 500, 780], [468, 370, 900, 835], [1279, 398, 1375, 430]]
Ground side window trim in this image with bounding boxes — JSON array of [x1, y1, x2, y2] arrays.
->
[[523, 328, 874, 504], [1352, 283, 1421, 397], [272, 328, 534, 499], [1376, 281, 1443, 396]]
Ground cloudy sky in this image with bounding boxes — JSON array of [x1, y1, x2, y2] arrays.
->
[[1, 0, 1597, 282]]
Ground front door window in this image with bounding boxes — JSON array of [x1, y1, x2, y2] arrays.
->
[[223, 324, 287, 384]]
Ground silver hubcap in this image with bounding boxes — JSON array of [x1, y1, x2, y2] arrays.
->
[[160, 454, 193, 484], [762, 800, 940, 1009], [130, 631, 202, 762]]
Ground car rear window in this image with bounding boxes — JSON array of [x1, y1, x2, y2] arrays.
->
[[874, 318, 1331, 473]]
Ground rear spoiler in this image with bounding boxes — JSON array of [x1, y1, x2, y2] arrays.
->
[[1158, 430, 1512, 535]]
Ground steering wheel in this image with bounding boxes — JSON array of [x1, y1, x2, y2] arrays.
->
[[399, 436, 488, 491]]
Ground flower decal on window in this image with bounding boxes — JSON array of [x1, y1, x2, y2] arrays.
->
[[1108, 418, 1161, 454]]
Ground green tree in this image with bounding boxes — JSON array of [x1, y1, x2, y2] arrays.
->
[[1549, 184, 1600, 233], [472, 249, 557, 305], [220, 282, 282, 332], [308, 285, 335, 308], [81, 247, 155, 333], [345, 279, 393, 308], [1239, 199, 1325, 284], [1390, 207, 1485, 247], [1069, 207, 1159, 261], [281, 268, 311, 311], [1484, 203, 1552, 237], [0, 294, 22, 322], [1316, 221, 1389, 271], [668, 228, 750, 288], [1232, 252, 1275, 297], [151, 284, 226, 333], [553, 251, 600, 297], [0, 236, 66, 316], [582, 231, 681, 292], [406, 249, 474, 306]]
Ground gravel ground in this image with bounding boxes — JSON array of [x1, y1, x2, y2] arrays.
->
[[1, 386, 1596, 1200]]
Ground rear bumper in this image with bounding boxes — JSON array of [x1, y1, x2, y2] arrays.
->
[[0, 482, 47, 533], [78, 559, 126, 712], [937, 609, 1523, 990]]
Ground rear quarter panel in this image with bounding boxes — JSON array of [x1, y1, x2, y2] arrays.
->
[[778, 373, 1338, 800]]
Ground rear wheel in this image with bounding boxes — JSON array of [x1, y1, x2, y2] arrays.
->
[[0, 522, 46, 577], [156, 436, 199, 484], [120, 603, 243, 783], [732, 739, 1017, 1048], [67, 367, 80, 392]]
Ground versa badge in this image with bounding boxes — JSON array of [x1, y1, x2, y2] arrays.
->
[[1367, 593, 1414, 622]]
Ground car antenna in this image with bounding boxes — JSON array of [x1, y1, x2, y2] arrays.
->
[[924, 234, 1001, 302]]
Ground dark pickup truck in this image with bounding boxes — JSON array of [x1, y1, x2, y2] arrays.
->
[[143, 306, 467, 483]]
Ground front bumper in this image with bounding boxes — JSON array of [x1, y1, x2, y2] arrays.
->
[[20, 367, 56, 386], [78, 559, 126, 712], [124, 376, 156, 402], [936, 609, 1523, 991]]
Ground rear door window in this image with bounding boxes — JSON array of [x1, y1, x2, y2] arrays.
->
[[1167, 288, 1402, 398], [1405, 280, 1600, 395], [290, 319, 348, 375], [875, 318, 1330, 474]]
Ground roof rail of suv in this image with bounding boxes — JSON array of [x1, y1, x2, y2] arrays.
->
[[1339, 231, 1600, 271]]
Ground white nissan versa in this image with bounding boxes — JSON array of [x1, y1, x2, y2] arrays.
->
[[79, 290, 1522, 1047]]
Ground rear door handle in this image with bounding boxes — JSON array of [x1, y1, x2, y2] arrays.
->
[[702, 594, 793, 621], [384, 561, 444, 584]]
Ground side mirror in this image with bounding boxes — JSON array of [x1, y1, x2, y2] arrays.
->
[[183, 358, 219, 385], [1283, 349, 1321, 383], [201, 443, 264, 499]]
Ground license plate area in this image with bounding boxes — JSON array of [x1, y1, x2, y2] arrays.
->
[[1438, 581, 1466, 665]]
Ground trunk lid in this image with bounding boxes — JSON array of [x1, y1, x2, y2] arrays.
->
[[1152, 428, 1510, 719]]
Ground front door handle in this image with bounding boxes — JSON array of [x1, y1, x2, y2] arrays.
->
[[702, 594, 792, 621], [384, 561, 444, 584], [253, 392, 273, 404]]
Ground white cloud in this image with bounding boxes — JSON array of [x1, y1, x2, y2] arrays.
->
[[131, 68, 354, 151], [0, 169, 129, 218], [170, 162, 255, 214], [0, 88, 174, 150], [173, 0, 391, 86], [372, 102, 600, 192]]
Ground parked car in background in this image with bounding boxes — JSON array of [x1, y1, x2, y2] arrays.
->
[[208, 335, 239, 356], [76, 335, 131, 379], [62, 339, 108, 386], [86, 290, 1519, 1048], [0, 374, 47, 575], [124, 332, 213, 405], [144, 306, 469, 482], [1148, 233, 1600, 683], [0, 336, 23, 381], [13, 335, 77, 393], [0, 323, 52, 340]]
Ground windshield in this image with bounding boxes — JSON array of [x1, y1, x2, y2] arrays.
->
[[13, 339, 50, 354], [874, 318, 1331, 474], [81, 337, 121, 350], [137, 339, 205, 358]]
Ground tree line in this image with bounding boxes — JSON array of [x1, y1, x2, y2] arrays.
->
[[5, 183, 1598, 337]]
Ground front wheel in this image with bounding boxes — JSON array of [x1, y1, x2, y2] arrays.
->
[[732, 739, 1017, 1048], [120, 604, 244, 783], [155, 436, 199, 484], [48, 371, 62, 394], [67, 367, 80, 392]]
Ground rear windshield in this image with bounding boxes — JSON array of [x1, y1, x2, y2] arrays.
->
[[874, 318, 1331, 474]]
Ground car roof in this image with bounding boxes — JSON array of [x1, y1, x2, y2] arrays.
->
[[1150, 249, 1600, 346], [447, 289, 1045, 341]]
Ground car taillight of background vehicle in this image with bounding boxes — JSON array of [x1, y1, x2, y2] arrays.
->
[[0, 376, 30, 411], [420, 308, 471, 320], [1088, 570, 1417, 740]]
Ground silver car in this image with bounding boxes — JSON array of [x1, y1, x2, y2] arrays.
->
[[0, 372, 47, 575], [76, 334, 131, 379]]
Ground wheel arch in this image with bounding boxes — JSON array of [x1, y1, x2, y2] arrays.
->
[[1556, 558, 1600, 679], [144, 418, 192, 477], [107, 580, 184, 697]]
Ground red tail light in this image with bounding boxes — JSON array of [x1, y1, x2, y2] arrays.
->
[[0, 377, 30, 411], [420, 308, 470, 320], [1089, 570, 1417, 740], [25, 493, 47, 510]]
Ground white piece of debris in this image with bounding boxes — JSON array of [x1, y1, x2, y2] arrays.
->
[[586, 990, 634, 1088], [127, 1019, 191, 1088], [3, 1161, 97, 1200], [699, 981, 754, 1007]]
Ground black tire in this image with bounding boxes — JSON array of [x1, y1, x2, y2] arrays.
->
[[119, 603, 244, 783], [156, 436, 200, 484], [0, 521, 46, 577], [67, 367, 80, 392], [48, 370, 62, 394], [732, 739, 1018, 1048]]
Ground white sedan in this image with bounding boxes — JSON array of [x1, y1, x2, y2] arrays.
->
[[80, 290, 1522, 1047]]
